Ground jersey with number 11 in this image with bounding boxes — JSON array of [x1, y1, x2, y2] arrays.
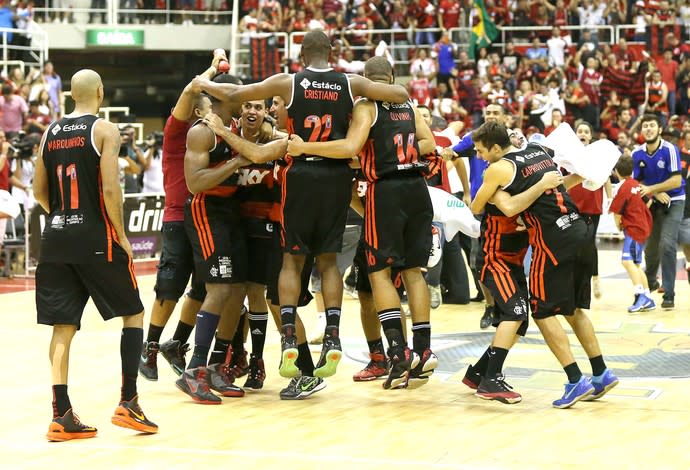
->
[[40, 114, 117, 263], [287, 67, 353, 158]]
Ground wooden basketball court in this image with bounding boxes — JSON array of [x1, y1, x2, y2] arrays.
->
[[1, 247, 688, 469]]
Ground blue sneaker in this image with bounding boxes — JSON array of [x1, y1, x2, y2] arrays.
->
[[584, 369, 619, 401], [552, 376, 594, 409], [628, 294, 648, 313], [642, 295, 656, 311]]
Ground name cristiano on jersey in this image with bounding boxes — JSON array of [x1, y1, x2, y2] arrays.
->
[[304, 89, 339, 101]]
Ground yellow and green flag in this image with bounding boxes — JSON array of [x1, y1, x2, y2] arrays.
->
[[469, 0, 498, 60]]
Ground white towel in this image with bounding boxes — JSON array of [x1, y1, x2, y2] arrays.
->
[[0, 190, 21, 219], [428, 186, 480, 240]]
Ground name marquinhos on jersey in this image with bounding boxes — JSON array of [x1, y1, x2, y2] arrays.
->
[[47, 136, 86, 151]]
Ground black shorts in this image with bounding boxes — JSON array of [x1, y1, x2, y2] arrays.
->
[[155, 221, 206, 302], [281, 159, 353, 256], [36, 245, 144, 329], [243, 217, 274, 285], [266, 222, 314, 307], [185, 194, 248, 284], [528, 217, 588, 319], [480, 260, 529, 336], [364, 175, 433, 273], [353, 241, 404, 294], [572, 215, 598, 310]]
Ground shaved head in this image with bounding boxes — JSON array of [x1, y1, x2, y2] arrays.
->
[[70, 69, 103, 102], [364, 56, 393, 83]]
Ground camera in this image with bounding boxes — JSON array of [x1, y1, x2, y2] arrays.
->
[[9, 131, 36, 160]]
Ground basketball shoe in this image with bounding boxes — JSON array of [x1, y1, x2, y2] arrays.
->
[[111, 396, 158, 433], [383, 346, 419, 390], [138, 341, 159, 381], [584, 369, 619, 401], [175, 367, 222, 404], [462, 364, 482, 390], [552, 376, 594, 409], [279, 325, 299, 378], [279, 376, 326, 400], [480, 305, 494, 329], [407, 348, 438, 389], [229, 348, 249, 379], [243, 354, 266, 391], [475, 374, 522, 404], [314, 326, 342, 378], [353, 352, 388, 382], [47, 409, 97, 442], [159, 339, 189, 376]]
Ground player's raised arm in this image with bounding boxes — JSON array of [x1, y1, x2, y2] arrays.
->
[[194, 73, 292, 105], [203, 112, 287, 163], [349, 74, 409, 104]]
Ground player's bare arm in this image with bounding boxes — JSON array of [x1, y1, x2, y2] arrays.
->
[[172, 53, 226, 121], [350, 182, 365, 217], [349, 74, 409, 104], [194, 73, 292, 106], [184, 124, 251, 194], [203, 112, 287, 163], [33, 131, 50, 212], [287, 99, 375, 158], [470, 160, 514, 214], [640, 173, 682, 197], [97, 120, 132, 255], [491, 171, 564, 217]]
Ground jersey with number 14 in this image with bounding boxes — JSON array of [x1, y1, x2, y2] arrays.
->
[[287, 67, 353, 157], [359, 99, 422, 182], [40, 114, 117, 263]]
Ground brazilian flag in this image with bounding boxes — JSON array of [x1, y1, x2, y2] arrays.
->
[[469, 0, 499, 60]]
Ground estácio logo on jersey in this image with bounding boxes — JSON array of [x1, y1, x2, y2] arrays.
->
[[62, 123, 88, 132], [299, 78, 341, 91]]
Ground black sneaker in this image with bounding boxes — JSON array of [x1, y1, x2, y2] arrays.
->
[[207, 363, 245, 397], [111, 395, 158, 434], [243, 354, 266, 391], [476, 374, 522, 404], [279, 325, 299, 378], [480, 306, 494, 329], [314, 327, 342, 378], [47, 409, 97, 442], [229, 348, 249, 379], [462, 364, 481, 390], [661, 298, 674, 309], [138, 341, 159, 381], [159, 339, 189, 376], [279, 376, 326, 400], [408, 348, 438, 389], [383, 346, 420, 390], [175, 367, 222, 404]]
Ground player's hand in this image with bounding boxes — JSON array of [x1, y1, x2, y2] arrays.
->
[[287, 134, 305, 156], [203, 113, 226, 135], [119, 236, 134, 259], [212, 49, 228, 69], [462, 193, 472, 207], [190, 75, 207, 94], [639, 184, 651, 197], [540, 171, 564, 190], [258, 121, 273, 142], [440, 147, 454, 161], [234, 155, 252, 168], [655, 191, 671, 204]]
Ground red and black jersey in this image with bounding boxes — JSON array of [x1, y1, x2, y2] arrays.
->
[[480, 203, 529, 282], [236, 161, 279, 220], [192, 120, 240, 198], [40, 114, 119, 263], [502, 143, 580, 232], [647, 81, 668, 113], [287, 67, 353, 160], [358, 99, 423, 182]]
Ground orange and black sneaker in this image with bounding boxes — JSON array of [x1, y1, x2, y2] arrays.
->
[[47, 409, 97, 442], [111, 395, 158, 434]]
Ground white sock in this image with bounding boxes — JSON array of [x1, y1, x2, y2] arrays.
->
[[644, 289, 651, 296], [634, 284, 644, 294]]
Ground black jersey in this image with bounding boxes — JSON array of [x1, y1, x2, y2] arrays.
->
[[480, 203, 529, 267], [287, 67, 353, 159], [40, 114, 115, 263], [236, 161, 278, 220], [502, 143, 580, 232], [359, 99, 424, 182], [193, 120, 239, 198]]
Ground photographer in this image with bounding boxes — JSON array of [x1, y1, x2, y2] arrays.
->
[[119, 125, 147, 194], [142, 131, 164, 194], [9, 132, 40, 213]]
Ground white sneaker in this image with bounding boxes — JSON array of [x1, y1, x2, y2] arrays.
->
[[429, 285, 442, 309]]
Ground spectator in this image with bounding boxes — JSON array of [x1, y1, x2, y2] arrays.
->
[[388, 0, 411, 73], [37, 89, 56, 120], [632, 114, 685, 309], [476, 47, 490, 80], [408, 0, 436, 46], [41, 61, 62, 117], [656, 49, 679, 116], [644, 69, 670, 127], [578, 55, 603, 129], [437, 0, 461, 42], [570, 0, 606, 40], [24, 100, 51, 134], [547, 26, 569, 68], [346, 6, 374, 59], [0, 84, 28, 138], [409, 47, 436, 82], [142, 134, 164, 194], [525, 36, 548, 75], [433, 31, 456, 87]]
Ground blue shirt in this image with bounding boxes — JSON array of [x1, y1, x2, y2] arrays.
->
[[453, 132, 489, 200], [632, 140, 686, 200]]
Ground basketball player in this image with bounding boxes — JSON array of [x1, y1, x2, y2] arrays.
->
[[194, 31, 410, 392], [139, 56, 226, 381], [33, 69, 157, 440], [288, 57, 437, 389], [470, 121, 619, 408]]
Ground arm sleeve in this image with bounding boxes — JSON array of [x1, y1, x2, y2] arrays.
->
[[452, 131, 474, 154]]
